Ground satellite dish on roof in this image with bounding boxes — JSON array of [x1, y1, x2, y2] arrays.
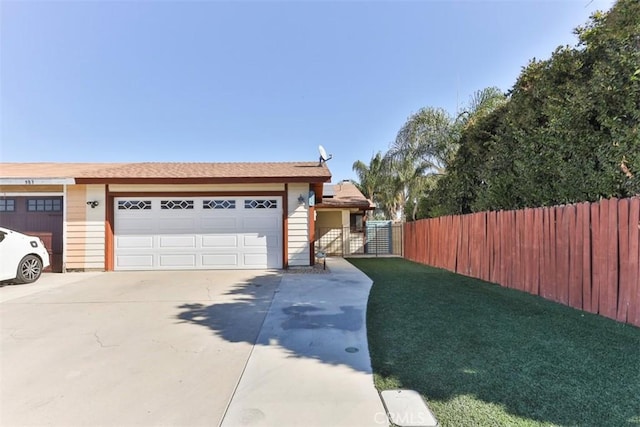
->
[[318, 145, 333, 166]]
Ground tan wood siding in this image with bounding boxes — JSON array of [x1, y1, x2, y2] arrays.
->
[[65, 184, 106, 270], [65, 185, 86, 269]]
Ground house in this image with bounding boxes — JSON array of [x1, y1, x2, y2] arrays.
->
[[0, 162, 331, 272], [314, 181, 376, 256], [315, 181, 374, 231]]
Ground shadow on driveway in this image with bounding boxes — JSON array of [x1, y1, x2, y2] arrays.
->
[[175, 262, 374, 374]]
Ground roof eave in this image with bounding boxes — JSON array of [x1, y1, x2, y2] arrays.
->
[[315, 203, 375, 210], [75, 176, 331, 185]]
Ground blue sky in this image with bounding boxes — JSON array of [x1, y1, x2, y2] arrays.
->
[[1, 0, 614, 183]]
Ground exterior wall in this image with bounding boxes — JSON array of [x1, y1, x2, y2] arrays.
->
[[64, 182, 312, 270], [287, 183, 310, 266], [316, 210, 343, 228], [3, 180, 318, 270], [108, 183, 285, 192], [315, 209, 347, 256], [66, 184, 106, 271]]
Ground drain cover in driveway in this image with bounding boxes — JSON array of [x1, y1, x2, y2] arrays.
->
[[380, 389, 438, 427]]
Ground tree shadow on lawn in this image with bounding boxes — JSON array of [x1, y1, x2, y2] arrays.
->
[[352, 258, 640, 427], [175, 271, 372, 373]]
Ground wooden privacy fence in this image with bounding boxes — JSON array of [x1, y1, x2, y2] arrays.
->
[[404, 197, 640, 327]]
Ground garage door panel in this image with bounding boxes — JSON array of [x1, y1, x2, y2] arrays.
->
[[159, 235, 197, 248], [159, 254, 197, 268], [201, 217, 238, 231], [116, 236, 154, 249], [202, 253, 239, 267], [114, 196, 282, 270], [244, 253, 268, 267], [241, 216, 279, 230], [157, 218, 198, 233], [244, 253, 280, 268], [243, 234, 280, 248], [202, 235, 238, 248], [117, 219, 154, 234]]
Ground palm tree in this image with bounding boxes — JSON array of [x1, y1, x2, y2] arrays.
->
[[352, 87, 507, 221], [385, 107, 455, 221], [352, 152, 385, 202], [457, 87, 506, 130], [352, 152, 398, 219], [385, 89, 507, 221]]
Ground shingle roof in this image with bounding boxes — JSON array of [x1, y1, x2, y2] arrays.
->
[[0, 162, 331, 183], [316, 182, 374, 210]]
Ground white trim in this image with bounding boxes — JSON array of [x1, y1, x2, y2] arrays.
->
[[0, 192, 65, 197], [0, 178, 75, 185]]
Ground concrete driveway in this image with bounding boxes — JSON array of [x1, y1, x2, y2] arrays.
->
[[0, 270, 280, 427]]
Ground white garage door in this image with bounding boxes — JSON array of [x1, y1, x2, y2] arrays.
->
[[114, 197, 282, 270]]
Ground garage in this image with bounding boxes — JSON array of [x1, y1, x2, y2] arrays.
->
[[0, 196, 63, 272], [1, 162, 331, 272], [114, 196, 283, 270]]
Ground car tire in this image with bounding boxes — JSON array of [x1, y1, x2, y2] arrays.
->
[[15, 255, 43, 284]]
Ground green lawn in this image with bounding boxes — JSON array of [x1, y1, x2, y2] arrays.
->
[[349, 258, 640, 427]]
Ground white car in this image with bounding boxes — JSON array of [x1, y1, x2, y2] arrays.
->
[[0, 227, 51, 284]]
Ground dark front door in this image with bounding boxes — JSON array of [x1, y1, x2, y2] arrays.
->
[[0, 196, 64, 272]]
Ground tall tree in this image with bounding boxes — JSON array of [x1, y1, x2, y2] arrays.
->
[[427, 0, 638, 215], [391, 88, 506, 219], [457, 87, 507, 131], [351, 152, 385, 202], [434, 102, 508, 215], [352, 152, 399, 219], [474, 0, 640, 210], [386, 107, 455, 220]]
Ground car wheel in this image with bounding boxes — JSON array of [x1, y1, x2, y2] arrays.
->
[[15, 255, 43, 284]]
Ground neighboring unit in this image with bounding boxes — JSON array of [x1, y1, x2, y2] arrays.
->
[[313, 181, 402, 257], [0, 227, 51, 283], [0, 162, 331, 272]]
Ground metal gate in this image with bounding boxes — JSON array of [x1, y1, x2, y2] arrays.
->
[[315, 221, 403, 257], [365, 221, 393, 255]]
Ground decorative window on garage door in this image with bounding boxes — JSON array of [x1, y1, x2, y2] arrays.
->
[[161, 200, 194, 210], [203, 200, 236, 209], [27, 198, 62, 212], [118, 200, 151, 210], [244, 199, 278, 209]]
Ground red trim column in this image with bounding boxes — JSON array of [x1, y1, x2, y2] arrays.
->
[[105, 185, 114, 271]]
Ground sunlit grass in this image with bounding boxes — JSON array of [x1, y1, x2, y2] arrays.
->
[[350, 258, 640, 427]]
